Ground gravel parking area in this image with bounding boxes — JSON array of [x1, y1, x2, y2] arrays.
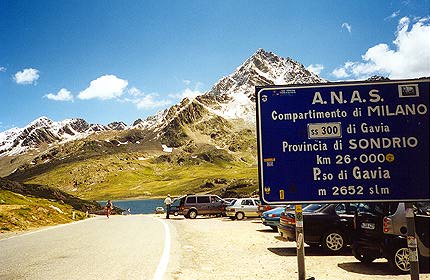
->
[[163, 215, 430, 280]]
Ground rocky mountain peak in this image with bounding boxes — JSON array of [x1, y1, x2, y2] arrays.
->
[[1, 49, 327, 157], [107, 121, 128, 130], [0, 117, 111, 157], [29, 116, 54, 128], [193, 49, 326, 123]]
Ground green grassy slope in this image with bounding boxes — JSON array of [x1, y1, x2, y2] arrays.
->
[[24, 152, 258, 200], [0, 190, 87, 232], [4, 119, 259, 201]]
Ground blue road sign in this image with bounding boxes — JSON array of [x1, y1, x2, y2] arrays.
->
[[256, 79, 429, 204]]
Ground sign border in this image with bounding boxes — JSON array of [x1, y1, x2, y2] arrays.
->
[[256, 78, 430, 205]]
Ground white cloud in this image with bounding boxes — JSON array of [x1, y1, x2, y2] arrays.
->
[[179, 88, 202, 99], [135, 94, 171, 109], [78, 75, 128, 100], [169, 81, 204, 99], [385, 10, 400, 20], [306, 64, 324, 75], [45, 88, 73, 101], [332, 17, 430, 79], [341, 22, 352, 33], [332, 67, 350, 79], [14, 68, 40, 85], [128, 87, 142, 97], [123, 87, 171, 109], [0, 66, 6, 72]]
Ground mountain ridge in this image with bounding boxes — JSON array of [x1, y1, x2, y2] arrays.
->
[[1, 49, 327, 199], [1, 49, 325, 158]]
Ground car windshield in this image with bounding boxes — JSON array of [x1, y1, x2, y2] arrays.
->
[[228, 199, 236, 205], [303, 204, 326, 212], [171, 199, 180, 207], [415, 202, 430, 215], [356, 203, 392, 215]]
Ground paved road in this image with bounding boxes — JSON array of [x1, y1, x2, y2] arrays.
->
[[0, 215, 172, 280]]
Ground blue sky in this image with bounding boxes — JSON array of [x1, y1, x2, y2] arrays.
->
[[1, 0, 429, 131]]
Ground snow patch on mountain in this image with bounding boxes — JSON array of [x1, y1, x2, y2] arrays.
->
[[0, 116, 127, 157], [1, 49, 327, 157]]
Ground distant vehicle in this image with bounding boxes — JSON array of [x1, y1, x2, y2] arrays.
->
[[278, 203, 358, 253], [225, 198, 261, 220], [223, 198, 237, 204], [257, 203, 286, 217], [155, 207, 164, 214], [261, 207, 284, 231], [178, 194, 228, 219], [352, 202, 430, 274], [169, 195, 185, 216], [221, 198, 237, 216]]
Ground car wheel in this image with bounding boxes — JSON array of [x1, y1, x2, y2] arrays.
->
[[188, 210, 198, 219], [388, 247, 410, 274], [322, 230, 346, 253], [352, 245, 376, 263], [235, 212, 245, 220]]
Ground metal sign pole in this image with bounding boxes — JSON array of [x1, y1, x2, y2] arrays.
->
[[405, 202, 420, 280], [295, 204, 305, 280]]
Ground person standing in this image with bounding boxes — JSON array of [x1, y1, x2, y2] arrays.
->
[[105, 200, 113, 218], [164, 194, 172, 219]]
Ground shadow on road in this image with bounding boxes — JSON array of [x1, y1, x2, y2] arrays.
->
[[220, 217, 259, 222], [165, 216, 186, 220], [337, 261, 400, 276], [267, 246, 352, 257], [256, 228, 277, 233], [339, 261, 430, 275]]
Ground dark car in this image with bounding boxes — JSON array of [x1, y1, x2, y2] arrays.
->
[[278, 203, 326, 244], [352, 202, 430, 274], [278, 203, 358, 253], [178, 194, 228, 219]]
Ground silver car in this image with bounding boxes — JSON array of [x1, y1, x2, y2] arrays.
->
[[225, 198, 261, 220]]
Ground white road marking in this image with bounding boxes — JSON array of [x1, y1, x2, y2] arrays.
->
[[152, 218, 171, 280]]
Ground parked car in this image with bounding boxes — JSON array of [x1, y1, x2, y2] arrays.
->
[[225, 198, 261, 220], [223, 198, 237, 204], [178, 194, 227, 219], [261, 207, 284, 231], [278, 203, 358, 253], [221, 198, 237, 216], [257, 203, 286, 217], [352, 202, 430, 274], [168, 195, 185, 216], [155, 206, 164, 214]]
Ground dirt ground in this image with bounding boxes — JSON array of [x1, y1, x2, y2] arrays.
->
[[163, 215, 430, 280]]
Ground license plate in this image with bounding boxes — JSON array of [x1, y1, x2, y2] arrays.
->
[[361, 223, 375, 230]]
